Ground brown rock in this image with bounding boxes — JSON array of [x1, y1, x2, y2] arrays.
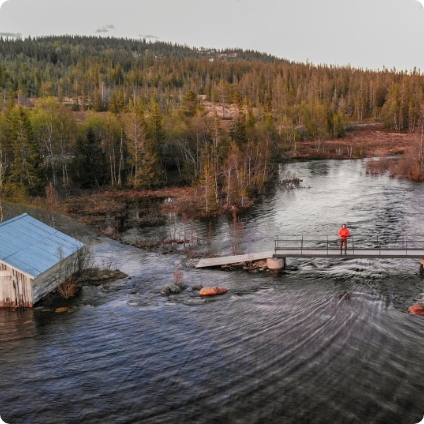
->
[[55, 307, 71, 313], [199, 287, 228, 296], [408, 303, 424, 315]]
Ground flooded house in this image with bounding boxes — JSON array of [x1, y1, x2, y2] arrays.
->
[[0, 213, 85, 308]]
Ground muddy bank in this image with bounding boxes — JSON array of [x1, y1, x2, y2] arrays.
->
[[63, 186, 215, 236], [292, 123, 414, 159]]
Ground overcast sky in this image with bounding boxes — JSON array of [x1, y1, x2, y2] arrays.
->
[[1, 0, 424, 71]]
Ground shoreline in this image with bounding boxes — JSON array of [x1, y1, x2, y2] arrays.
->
[[291, 123, 415, 160], [59, 125, 418, 237], [3, 124, 415, 246]]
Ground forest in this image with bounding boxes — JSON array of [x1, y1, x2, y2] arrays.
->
[[0, 35, 423, 216]]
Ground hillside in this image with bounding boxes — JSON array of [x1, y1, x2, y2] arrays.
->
[[0, 35, 423, 212]]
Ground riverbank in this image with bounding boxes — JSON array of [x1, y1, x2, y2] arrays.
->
[[292, 123, 415, 159], [62, 186, 208, 236], [60, 124, 413, 231], [3, 123, 412, 251]]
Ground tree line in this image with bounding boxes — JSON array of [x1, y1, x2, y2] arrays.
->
[[1, 35, 424, 211], [0, 94, 282, 215]]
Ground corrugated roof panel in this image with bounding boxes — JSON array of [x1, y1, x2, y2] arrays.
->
[[0, 236, 24, 255], [5, 255, 44, 277], [18, 220, 57, 238], [43, 232, 83, 251], [0, 214, 85, 277]]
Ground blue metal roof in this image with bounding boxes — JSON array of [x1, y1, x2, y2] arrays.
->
[[0, 213, 85, 278]]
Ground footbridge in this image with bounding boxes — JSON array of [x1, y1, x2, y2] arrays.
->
[[274, 235, 424, 260], [196, 235, 424, 269]]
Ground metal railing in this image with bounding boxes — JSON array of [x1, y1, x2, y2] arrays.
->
[[274, 235, 424, 256]]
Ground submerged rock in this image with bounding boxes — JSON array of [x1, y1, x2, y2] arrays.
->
[[191, 285, 204, 291], [408, 303, 424, 315], [199, 287, 228, 296], [161, 281, 187, 296], [55, 307, 71, 313]]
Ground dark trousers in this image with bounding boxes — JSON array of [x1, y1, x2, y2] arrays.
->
[[340, 238, 347, 253]]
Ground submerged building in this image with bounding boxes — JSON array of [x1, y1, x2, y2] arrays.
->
[[0, 213, 85, 307]]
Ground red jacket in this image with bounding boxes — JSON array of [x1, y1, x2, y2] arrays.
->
[[338, 227, 350, 239]]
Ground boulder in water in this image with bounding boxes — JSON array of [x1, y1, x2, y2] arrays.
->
[[199, 287, 227, 296], [408, 303, 424, 315]]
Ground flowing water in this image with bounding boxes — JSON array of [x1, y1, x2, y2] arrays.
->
[[2, 159, 424, 424]]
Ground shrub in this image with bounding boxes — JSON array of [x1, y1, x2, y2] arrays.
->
[[58, 276, 78, 299], [161, 266, 187, 295]]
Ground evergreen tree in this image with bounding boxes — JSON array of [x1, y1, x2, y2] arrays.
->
[[135, 137, 163, 189], [70, 129, 109, 188], [5, 106, 44, 196], [145, 100, 165, 185], [229, 95, 247, 146], [181, 91, 203, 117]]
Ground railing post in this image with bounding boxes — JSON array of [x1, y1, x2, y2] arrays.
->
[[327, 236, 329, 256], [352, 236, 354, 255], [301, 235, 303, 254]]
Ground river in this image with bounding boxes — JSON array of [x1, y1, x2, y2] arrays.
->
[[1, 159, 424, 424]]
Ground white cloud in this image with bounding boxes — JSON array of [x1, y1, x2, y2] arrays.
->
[[0, 32, 22, 37], [95, 24, 115, 33], [139, 34, 160, 40], [0, 31, 21, 38]]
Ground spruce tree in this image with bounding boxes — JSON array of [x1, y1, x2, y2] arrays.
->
[[143, 100, 165, 186], [229, 95, 247, 146], [6, 106, 44, 196], [70, 129, 109, 188]]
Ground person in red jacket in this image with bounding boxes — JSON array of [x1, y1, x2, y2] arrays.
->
[[338, 223, 350, 254]]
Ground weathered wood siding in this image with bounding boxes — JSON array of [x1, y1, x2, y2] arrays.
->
[[32, 251, 80, 304], [0, 251, 81, 307], [0, 262, 33, 307]]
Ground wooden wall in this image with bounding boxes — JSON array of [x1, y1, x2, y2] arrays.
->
[[0, 262, 33, 308], [32, 251, 81, 305], [0, 250, 82, 307]]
